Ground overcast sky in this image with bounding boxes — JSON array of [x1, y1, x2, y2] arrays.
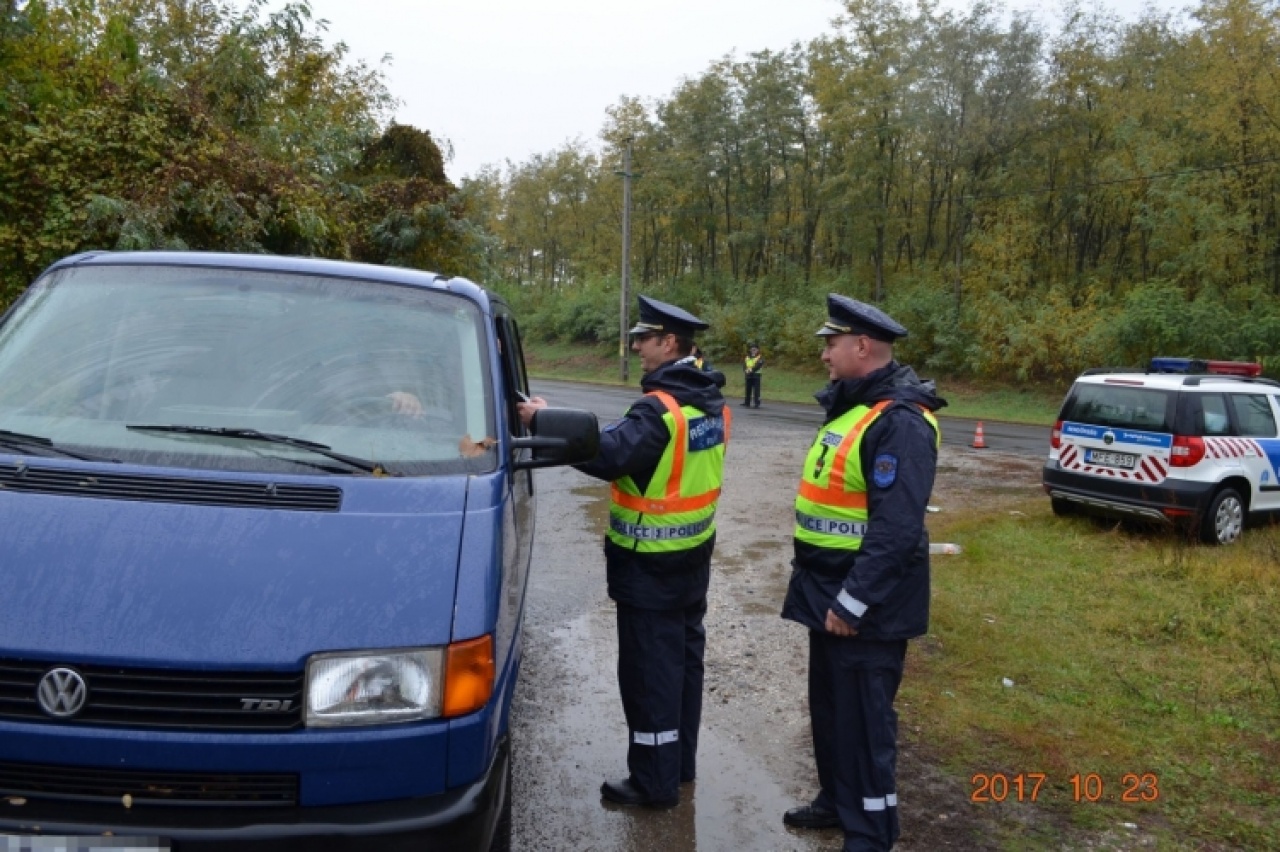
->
[[296, 0, 1191, 183]]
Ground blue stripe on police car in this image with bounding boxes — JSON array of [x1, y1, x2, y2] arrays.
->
[[1063, 421, 1172, 449]]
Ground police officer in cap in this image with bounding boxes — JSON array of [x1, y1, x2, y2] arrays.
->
[[519, 295, 730, 808], [781, 294, 944, 851]]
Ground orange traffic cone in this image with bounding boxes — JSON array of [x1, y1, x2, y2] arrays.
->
[[971, 421, 987, 449]]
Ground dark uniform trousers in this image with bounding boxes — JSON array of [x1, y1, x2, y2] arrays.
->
[[808, 633, 907, 852], [616, 599, 707, 799]]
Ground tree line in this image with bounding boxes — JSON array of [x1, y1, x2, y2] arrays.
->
[[466, 0, 1280, 379], [4, 0, 1279, 380], [0, 0, 479, 311]]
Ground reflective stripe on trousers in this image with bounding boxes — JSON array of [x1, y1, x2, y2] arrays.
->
[[632, 730, 680, 746], [862, 793, 899, 811]]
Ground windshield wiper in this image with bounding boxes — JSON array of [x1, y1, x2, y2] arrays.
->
[[0, 429, 120, 463], [124, 424, 399, 476]]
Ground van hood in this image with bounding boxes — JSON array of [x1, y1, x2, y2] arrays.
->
[[0, 478, 471, 669]]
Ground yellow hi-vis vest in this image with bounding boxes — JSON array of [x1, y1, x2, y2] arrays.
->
[[745, 354, 763, 372], [608, 391, 732, 553], [794, 400, 939, 550]]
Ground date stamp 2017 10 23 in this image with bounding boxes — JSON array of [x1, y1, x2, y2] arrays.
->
[[970, 772, 1161, 804]]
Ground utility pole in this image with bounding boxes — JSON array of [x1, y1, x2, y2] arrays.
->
[[617, 139, 634, 383]]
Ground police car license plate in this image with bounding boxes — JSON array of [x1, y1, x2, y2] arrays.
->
[[1084, 449, 1137, 469]]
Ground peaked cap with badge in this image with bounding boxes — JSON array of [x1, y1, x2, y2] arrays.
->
[[630, 295, 709, 338], [815, 293, 908, 342]]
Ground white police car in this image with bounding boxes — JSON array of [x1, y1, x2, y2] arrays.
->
[[1042, 358, 1280, 544]]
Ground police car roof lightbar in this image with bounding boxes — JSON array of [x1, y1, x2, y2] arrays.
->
[[1148, 357, 1263, 377]]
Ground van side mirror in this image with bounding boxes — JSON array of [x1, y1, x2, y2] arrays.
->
[[511, 407, 599, 470]]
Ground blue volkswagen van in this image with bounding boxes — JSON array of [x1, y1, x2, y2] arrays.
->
[[0, 252, 598, 850]]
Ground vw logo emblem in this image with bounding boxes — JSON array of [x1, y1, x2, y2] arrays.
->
[[37, 668, 88, 718]]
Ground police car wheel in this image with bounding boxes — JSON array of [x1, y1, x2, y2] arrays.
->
[[1199, 487, 1244, 546], [1050, 497, 1076, 517]]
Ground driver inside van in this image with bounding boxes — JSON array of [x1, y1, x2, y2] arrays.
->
[[388, 390, 425, 418]]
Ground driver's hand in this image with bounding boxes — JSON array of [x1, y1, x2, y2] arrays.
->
[[387, 392, 424, 418], [517, 396, 548, 427]]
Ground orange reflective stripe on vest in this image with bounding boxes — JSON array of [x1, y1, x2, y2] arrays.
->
[[609, 390, 731, 514], [795, 400, 892, 509]]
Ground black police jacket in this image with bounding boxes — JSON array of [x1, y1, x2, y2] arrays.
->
[[576, 357, 728, 610], [781, 361, 946, 640]]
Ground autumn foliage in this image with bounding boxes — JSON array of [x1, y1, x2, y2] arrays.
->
[[0, 0, 476, 310], [470, 0, 1280, 379]]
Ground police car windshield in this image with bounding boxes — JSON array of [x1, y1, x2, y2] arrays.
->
[[1062, 384, 1174, 432], [0, 266, 495, 476]]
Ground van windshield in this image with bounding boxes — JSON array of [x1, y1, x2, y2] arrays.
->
[[0, 265, 496, 475]]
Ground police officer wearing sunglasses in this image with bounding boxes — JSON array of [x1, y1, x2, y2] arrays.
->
[[519, 295, 729, 809]]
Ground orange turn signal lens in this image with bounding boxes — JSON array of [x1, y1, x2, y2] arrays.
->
[[443, 635, 495, 717]]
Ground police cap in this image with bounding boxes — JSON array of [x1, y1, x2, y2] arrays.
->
[[815, 293, 908, 342], [629, 295, 709, 338]]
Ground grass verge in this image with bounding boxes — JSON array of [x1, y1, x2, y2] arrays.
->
[[522, 340, 1064, 424], [914, 501, 1280, 850]]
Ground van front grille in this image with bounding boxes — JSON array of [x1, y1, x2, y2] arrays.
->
[[0, 463, 342, 511], [0, 760, 297, 806], [0, 658, 304, 732]]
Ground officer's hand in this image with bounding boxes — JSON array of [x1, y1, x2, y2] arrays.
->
[[517, 396, 548, 428], [825, 608, 858, 637]]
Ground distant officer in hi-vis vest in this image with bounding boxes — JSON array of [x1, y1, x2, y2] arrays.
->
[[781, 294, 944, 852], [518, 295, 729, 809], [742, 342, 764, 408]]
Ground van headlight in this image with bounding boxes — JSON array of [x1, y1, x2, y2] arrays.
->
[[305, 649, 443, 727]]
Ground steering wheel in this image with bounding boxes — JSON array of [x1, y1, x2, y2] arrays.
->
[[315, 394, 400, 426]]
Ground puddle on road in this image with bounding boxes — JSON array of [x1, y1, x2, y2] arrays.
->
[[572, 483, 612, 528], [516, 612, 832, 852]]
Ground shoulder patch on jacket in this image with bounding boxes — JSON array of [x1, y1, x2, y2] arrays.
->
[[872, 453, 898, 488]]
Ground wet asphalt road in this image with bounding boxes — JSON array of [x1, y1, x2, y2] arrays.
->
[[508, 466, 817, 851], [507, 380, 1046, 850]]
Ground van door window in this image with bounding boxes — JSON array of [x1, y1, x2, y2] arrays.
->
[[1229, 394, 1277, 437], [494, 315, 533, 494], [495, 316, 529, 435]]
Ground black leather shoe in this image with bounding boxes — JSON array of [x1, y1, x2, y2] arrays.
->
[[783, 803, 840, 829], [601, 777, 678, 808]]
